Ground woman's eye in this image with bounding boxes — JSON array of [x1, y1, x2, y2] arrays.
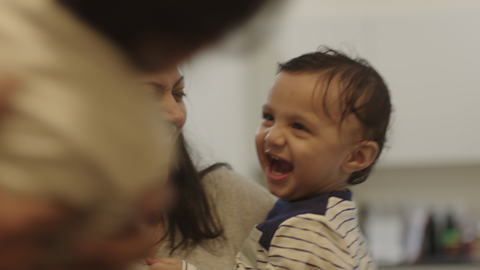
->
[[263, 113, 274, 121], [292, 122, 307, 131], [173, 91, 186, 102]]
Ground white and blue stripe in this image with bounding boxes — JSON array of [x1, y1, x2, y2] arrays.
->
[[235, 190, 376, 270]]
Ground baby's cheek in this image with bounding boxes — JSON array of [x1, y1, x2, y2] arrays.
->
[[295, 146, 319, 165]]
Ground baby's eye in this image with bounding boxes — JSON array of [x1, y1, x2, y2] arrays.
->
[[263, 113, 274, 121], [292, 122, 307, 131]]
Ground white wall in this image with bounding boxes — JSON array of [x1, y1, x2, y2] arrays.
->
[[182, 0, 480, 180], [181, 51, 251, 175]]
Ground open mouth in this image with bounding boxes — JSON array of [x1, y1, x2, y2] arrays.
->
[[267, 155, 294, 180]]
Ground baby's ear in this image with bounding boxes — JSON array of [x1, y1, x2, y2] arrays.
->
[[342, 141, 379, 173]]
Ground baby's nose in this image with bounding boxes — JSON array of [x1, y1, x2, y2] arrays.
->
[[265, 126, 286, 147]]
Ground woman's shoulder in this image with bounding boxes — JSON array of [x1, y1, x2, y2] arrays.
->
[[201, 167, 274, 204], [201, 167, 275, 222], [201, 167, 275, 253]]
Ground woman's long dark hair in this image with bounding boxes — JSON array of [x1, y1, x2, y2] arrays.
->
[[161, 132, 226, 253]]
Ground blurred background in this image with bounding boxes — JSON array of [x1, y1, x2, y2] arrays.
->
[[180, 1, 480, 268]]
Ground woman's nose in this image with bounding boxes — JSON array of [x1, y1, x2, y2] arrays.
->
[[161, 96, 185, 128], [265, 125, 286, 147]]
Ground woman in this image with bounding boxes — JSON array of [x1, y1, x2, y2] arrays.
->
[[136, 67, 275, 270]]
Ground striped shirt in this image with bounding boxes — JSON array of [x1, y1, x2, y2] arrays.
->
[[182, 190, 375, 270], [236, 190, 375, 270]]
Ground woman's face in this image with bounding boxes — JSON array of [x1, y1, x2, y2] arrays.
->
[[140, 67, 187, 144]]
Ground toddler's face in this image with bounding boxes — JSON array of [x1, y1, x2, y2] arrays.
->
[[255, 72, 362, 201]]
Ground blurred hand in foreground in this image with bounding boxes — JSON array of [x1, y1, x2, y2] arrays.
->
[[146, 257, 183, 270]]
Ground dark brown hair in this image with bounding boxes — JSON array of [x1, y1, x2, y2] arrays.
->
[[161, 133, 227, 253], [278, 47, 392, 185]]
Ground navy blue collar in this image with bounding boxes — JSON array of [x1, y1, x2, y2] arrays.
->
[[286, 189, 352, 203], [257, 189, 353, 251]]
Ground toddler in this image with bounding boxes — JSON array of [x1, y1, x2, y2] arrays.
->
[[149, 48, 391, 270]]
